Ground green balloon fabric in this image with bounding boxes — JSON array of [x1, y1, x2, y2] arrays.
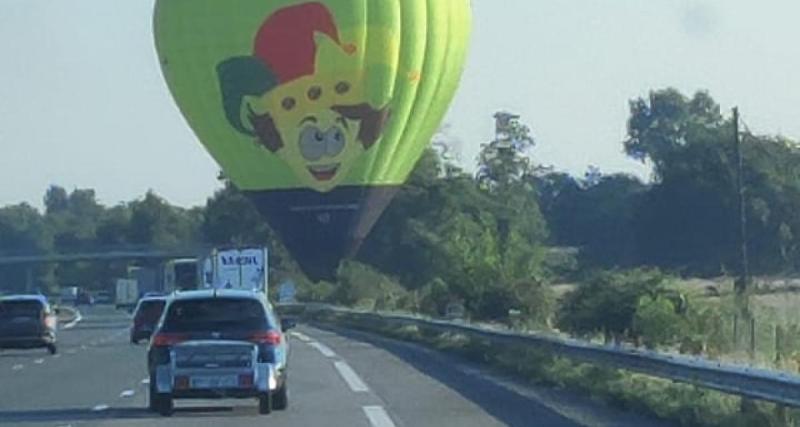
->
[[155, 0, 471, 280], [155, 0, 472, 193]]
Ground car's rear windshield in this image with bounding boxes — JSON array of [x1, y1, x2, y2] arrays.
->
[[161, 298, 268, 332], [0, 301, 44, 317], [135, 300, 166, 322]]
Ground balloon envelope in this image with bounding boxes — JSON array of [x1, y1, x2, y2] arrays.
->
[[155, 0, 471, 280]]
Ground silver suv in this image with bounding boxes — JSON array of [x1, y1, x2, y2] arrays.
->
[[146, 289, 293, 416]]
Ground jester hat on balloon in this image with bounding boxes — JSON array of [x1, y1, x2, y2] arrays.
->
[[217, 2, 391, 193]]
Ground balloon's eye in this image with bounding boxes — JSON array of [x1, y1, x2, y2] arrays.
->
[[308, 86, 322, 101], [335, 82, 350, 95], [282, 97, 296, 111]]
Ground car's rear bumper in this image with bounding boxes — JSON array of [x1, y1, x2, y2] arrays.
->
[[130, 329, 153, 341], [172, 388, 264, 399], [154, 363, 281, 395], [0, 334, 55, 348]]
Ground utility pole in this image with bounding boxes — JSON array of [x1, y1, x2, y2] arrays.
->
[[733, 107, 750, 300]]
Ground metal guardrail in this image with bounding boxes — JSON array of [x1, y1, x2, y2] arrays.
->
[[297, 304, 800, 407]]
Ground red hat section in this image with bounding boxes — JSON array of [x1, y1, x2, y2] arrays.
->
[[254, 2, 342, 85]]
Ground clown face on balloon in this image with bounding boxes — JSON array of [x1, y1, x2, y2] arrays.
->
[[217, 3, 391, 192]]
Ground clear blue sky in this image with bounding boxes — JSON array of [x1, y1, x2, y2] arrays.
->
[[1, 0, 798, 209]]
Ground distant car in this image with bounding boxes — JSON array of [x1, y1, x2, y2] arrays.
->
[[0, 295, 58, 355], [147, 289, 293, 416], [94, 291, 112, 304], [130, 296, 168, 344], [76, 292, 94, 306]]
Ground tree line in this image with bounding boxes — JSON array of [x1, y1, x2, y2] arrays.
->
[[1, 88, 799, 324]]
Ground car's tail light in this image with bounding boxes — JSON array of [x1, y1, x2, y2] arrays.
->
[[42, 314, 56, 329], [239, 373, 254, 388], [151, 332, 188, 347], [174, 375, 190, 390], [249, 330, 281, 346]]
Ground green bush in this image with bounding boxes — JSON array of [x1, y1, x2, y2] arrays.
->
[[557, 268, 671, 340], [333, 261, 412, 311], [634, 295, 686, 349]]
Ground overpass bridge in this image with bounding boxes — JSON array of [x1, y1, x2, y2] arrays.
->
[[0, 245, 211, 292], [0, 246, 210, 266]]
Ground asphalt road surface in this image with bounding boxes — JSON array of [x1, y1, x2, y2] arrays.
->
[[0, 306, 675, 427]]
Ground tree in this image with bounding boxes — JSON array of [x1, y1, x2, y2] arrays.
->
[[624, 89, 723, 176], [476, 112, 536, 190], [128, 191, 200, 247], [557, 269, 670, 341], [43, 186, 69, 215], [0, 204, 53, 292]]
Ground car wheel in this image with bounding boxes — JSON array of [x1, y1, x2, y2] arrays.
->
[[47, 344, 57, 355], [272, 382, 288, 410], [151, 393, 173, 416], [258, 392, 272, 415], [148, 375, 173, 416]]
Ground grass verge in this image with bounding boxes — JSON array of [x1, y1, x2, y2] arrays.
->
[[310, 310, 800, 427]]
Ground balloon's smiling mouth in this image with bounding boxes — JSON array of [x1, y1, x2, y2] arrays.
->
[[308, 163, 340, 181]]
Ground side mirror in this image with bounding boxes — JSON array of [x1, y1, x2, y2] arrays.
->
[[281, 317, 297, 331]]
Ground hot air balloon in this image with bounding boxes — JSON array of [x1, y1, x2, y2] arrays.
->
[[154, 0, 472, 280]]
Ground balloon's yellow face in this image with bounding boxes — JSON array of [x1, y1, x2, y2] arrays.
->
[[242, 35, 389, 192]]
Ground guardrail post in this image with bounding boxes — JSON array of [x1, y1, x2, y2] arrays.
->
[[749, 317, 756, 361], [776, 325, 783, 365], [733, 314, 739, 350]]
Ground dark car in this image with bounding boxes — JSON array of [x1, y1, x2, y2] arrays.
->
[[130, 296, 168, 344], [0, 295, 58, 355], [76, 291, 95, 306], [147, 289, 293, 416]]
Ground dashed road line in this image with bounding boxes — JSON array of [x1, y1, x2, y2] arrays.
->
[[363, 406, 396, 427], [290, 331, 311, 342], [33, 358, 44, 364], [309, 341, 337, 358], [334, 361, 369, 392], [11, 364, 23, 371], [66, 349, 77, 355], [62, 311, 83, 330], [141, 378, 150, 385], [120, 389, 135, 398], [91, 404, 109, 412]]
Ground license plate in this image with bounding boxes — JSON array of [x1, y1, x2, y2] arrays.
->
[[190, 375, 238, 389]]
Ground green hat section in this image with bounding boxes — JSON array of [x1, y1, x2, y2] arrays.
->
[[154, 0, 472, 193]]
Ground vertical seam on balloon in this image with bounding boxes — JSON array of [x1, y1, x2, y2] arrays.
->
[[386, 0, 452, 179], [356, 0, 405, 187], [375, 0, 434, 183]]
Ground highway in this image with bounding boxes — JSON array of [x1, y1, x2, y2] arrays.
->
[[0, 306, 675, 426]]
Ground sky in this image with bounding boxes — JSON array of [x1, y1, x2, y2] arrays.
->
[[1, 0, 798, 209]]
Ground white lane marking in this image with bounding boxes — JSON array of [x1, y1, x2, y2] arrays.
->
[[120, 389, 135, 398], [53, 354, 61, 359], [141, 378, 150, 385], [309, 341, 337, 358], [80, 345, 87, 350], [62, 311, 83, 330], [66, 349, 77, 355], [33, 358, 44, 364], [334, 361, 369, 392], [91, 404, 109, 412], [363, 406, 396, 427], [12, 364, 23, 371], [290, 331, 311, 342]]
